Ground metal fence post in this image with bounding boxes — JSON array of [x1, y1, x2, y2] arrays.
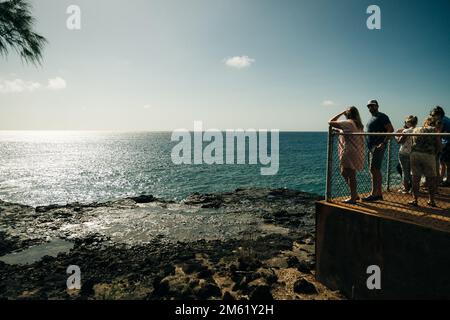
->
[[325, 126, 333, 202], [386, 139, 391, 192]]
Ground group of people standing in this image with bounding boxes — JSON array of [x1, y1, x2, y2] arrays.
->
[[329, 100, 449, 207]]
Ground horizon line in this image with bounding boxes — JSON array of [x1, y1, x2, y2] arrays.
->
[[0, 129, 329, 133]]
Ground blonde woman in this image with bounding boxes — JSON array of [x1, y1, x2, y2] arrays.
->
[[329, 107, 365, 204]]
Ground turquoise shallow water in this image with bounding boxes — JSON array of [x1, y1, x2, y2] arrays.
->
[[0, 131, 327, 206]]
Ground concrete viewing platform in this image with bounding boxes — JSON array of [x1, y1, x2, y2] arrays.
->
[[315, 186, 450, 299]]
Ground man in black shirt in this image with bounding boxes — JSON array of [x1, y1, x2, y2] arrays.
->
[[363, 100, 394, 201]]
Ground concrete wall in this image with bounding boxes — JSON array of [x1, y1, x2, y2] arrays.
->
[[315, 201, 450, 299]]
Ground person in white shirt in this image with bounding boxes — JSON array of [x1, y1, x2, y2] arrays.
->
[[395, 115, 418, 193]]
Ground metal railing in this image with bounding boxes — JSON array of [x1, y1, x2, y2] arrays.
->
[[325, 128, 450, 204]]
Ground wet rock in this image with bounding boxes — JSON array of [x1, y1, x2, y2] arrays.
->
[[293, 278, 318, 295], [0, 187, 325, 300], [129, 195, 155, 203]]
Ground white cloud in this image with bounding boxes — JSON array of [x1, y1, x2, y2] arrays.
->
[[0, 77, 67, 94], [322, 100, 336, 106], [47, 77, 67, 90], [224, 55, 255, 69], [143, 104, 152, 109], [0, 79, 41, 93]]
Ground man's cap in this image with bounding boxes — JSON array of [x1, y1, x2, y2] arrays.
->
[[367, 99, 379, 107]]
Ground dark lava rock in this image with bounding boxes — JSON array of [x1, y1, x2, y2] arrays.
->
[[223, 291, 235, 300], [296, 260, 312, 274], [287, 256, 299, 268], [238, 256, 262, 271], [273, 210, 288, 217], [181, 262, 205, 275], [79, 279, 95, 297], [162, 265, 176, 277], [197, 268, 213, 279], [230, 272, 244, 285], [293, 278, 318, 295], [153, 278, 170, 296], [176, 252, 195, 262], [0, 232, 18, 256], [0, 187, 321, 300], [232, 277, 247, 292], [246, 272, 261, 282], [200, 201, 222, 209], [189, 279, 200, 288], [35, 204, 60, 213], [249, 286, 273, 300], [53, 210, 72, 218], [184, 194, 223, 208], [195, 284, 222, 299], [130, 195, 155, 203], [260, 269, 278, 285]]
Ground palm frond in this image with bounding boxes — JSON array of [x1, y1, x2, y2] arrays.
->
[[0, 0, 47, 65]]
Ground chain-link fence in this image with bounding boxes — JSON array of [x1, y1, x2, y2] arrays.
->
[[325, 128, 450, 206]]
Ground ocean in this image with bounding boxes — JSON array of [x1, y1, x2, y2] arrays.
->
[[0, 131, 327, 206]]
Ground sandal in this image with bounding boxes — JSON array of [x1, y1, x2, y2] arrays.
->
[[362, 195, 383, 202], [408, 200, 418, 207]]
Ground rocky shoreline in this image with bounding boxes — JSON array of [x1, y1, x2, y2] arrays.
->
[[0, 188, 343, 300]]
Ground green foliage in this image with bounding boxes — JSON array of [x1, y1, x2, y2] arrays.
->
[[0, 0, 47, 65]]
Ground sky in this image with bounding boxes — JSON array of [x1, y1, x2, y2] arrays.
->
[[0, 0, 449, 131]]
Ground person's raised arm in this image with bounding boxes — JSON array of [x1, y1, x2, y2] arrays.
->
[[328, 111, 347, 129]]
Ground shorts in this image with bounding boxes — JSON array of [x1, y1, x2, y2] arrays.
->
[[440, 143, 450, 163], [410, 151, 437, 178], [369, 146, 386, 171]]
